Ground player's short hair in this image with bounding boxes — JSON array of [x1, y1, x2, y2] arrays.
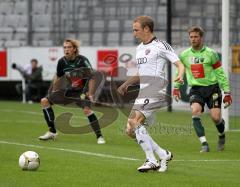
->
[[188, 26, 205, 37], [63, 39, 80, 55], [31, 59, 38, 64], [133, 15, 154, 32]]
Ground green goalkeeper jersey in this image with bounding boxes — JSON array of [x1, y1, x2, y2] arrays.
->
[[175, 46, 230, 92]]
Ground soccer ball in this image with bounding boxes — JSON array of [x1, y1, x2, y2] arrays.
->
[[19, 151, 40, 171]]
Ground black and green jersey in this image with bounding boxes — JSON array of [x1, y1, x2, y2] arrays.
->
[[175, 46, 230, 92], [56, 55, 92, 77], [56, 55, 93, 90]]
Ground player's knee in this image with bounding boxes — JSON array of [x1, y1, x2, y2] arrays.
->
[[83, 107, 92, 116], [41, 98, 50, 107], [128, 118, 142, 128], [211, 115, 221, 124], [126, 128, 135, 138], [191, 106, 202, 116]]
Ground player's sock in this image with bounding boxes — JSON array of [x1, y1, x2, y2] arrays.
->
[[43, 107, 56, 133], [135, 125, 157, 162], [88, 112, 102, 139], [192, 116, 207, 145], [148, 136, 167, 159], [215, 119, 225, 137]]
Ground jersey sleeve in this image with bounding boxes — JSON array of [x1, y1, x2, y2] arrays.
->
[[56, 59, 65, 77], [80, 56, 94, 92], [159, 42, 180, 64], [211, 51, 230, 92]]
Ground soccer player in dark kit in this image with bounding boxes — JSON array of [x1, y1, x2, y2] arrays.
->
[[38, 39, 105, 144]]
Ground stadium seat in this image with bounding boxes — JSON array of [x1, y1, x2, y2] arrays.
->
[[78, 20, 90, 32], [104, 7, 117, 19], [5, 40, 21, 47], [33, 0, 48, 14], [0, 32, 13, 41], [144, 6, 156, 16], [92, 20, 105, 32], [0, 40, 5, 47], [16, 15, 28, 32], [33, 32, 51, 41], [122, 32, 134, 46], [117, 6, 130, 19], [123, 20, 132, 32], [106, 32, 119, 46], [107, 20, 120, 32], [0, 2, 13, 14], [4, 15, 19, 29], [15, 33, 27, 41], [92, 7, 103, 19], [0, 15, 4, 26], [32, 14, 52, 32], [38, 40, 53, 46], [92, 32, 104, 46], [14, 0, 27, 15], [78, 33, 90, 46]]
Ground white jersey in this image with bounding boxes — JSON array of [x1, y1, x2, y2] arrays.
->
[[133, 38, 179, 118], [136, 37, 179, 81]]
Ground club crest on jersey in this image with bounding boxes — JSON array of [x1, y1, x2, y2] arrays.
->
[[189, 57, 204, 64], [145, 49, 151, 55]]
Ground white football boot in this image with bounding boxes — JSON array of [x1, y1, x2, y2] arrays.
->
[[38, 131, 58, 140], [97, 136, 106, 144], [158, 150, 173, 172], [137, 159, 159, 172]]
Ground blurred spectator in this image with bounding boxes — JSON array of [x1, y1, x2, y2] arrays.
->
[[12, 59, 43, 103]]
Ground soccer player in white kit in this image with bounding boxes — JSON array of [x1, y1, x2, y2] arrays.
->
[[118, 16, 184, 172]]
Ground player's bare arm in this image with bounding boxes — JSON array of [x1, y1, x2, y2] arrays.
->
[[117, 73, 140, 95], [174, 60, 185, 84], [87, 78, 95, 101]]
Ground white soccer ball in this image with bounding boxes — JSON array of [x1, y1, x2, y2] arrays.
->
[[19, 151, 40, 171]]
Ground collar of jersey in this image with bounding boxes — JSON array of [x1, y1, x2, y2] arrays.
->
[[143, 36, 157, 45], [191, 46, 206, 53]]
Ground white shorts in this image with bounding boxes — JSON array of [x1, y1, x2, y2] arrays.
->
[[132, 97, 167, 125]]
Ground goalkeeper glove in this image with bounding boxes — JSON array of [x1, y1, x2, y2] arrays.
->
[[223, 93, 232, 108], [173, 88, 181, 102]]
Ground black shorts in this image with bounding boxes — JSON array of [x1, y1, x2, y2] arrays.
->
[[189, 83, 222, 112], [47, 87, 91, 108]]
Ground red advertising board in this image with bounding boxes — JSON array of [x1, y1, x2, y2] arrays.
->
[[0, 51, 7, 77], [97, 50, 118, 76]]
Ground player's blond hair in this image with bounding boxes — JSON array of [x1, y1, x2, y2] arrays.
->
[[63, 39, 80, 55], [133, 15, 154, 32], [188, 26, 205, 37]]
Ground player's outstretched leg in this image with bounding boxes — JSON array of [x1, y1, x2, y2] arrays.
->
[[158, 150, 173, 172], [192, 116, 209, 152], [83, 107, 105, 144], [148, 136, 173, 172], [39, 98, 58, 140], [134, 125, 159, 172], [215, 119, 226, 151]]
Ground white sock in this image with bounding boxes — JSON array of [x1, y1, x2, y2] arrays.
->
[[135, 125, 157, 163], [199, 136, 207, 144], [148, 136, 167, 160]]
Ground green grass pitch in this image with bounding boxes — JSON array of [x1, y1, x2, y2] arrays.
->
[[0, 101, 239, 187]]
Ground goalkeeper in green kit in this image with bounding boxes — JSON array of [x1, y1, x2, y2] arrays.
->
[[173, 26, 232, 152]]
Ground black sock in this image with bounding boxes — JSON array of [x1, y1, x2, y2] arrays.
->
[[202, 142, 209, 146], [216, 119, 225, 137], [43, 107, 56, 133], [192, 116, 205, 137], [88, 113, 102, 138]]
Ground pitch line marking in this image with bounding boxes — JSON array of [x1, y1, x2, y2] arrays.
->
[[1, 140, 240, 162]]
